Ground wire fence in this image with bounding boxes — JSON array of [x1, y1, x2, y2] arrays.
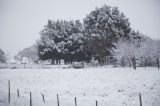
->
[[2, 80, 143, 106]]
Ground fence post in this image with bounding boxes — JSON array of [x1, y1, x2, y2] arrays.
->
[[17, 89, 20, 98], [75, 97, 77, 106], [42, 93, 45, 103], [139, 93, 142, 106], [96, 100, 98, 106], [8, 80, 10, 103], [30, 92, 32, 106], [57, 94, 59, 106]]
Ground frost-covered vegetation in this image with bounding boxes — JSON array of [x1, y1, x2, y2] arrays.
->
[[2, 5, 156, 70], [36, 5, 133, 64], [0, 3, 160, 106]]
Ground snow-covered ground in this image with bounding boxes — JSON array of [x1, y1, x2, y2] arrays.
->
[[0, 67, 160, 106]]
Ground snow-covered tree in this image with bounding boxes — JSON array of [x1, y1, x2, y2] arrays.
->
[[142, 38, 160, 69], [64, 20, 85, 62], [112, 37, 142, 69], [16, 44, 38, 63], [37, 5, 145, 65], [38, 19, 85, 64], [0, 49, 6, 63], [84, 5, 131, 62]]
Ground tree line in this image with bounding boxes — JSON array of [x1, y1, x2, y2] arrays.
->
[[36, 5, 136, 64], [112, 36, 160, 69], [1, 5, 159, 69]]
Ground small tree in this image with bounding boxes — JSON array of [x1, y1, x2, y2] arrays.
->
[[4, 54, 10, 68], [0, 49, 6, 63], [16, 44, 38, 64], [0, 49, 10, 68], [142, 38, 160, 69], [112, 39, 141, 70]]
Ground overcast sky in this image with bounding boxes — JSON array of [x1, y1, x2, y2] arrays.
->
[[0, 0, 160, 56]]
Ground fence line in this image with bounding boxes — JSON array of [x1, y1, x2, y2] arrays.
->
[[6, 80, 143, 106]]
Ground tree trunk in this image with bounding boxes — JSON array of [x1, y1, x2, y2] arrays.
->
[[144, 60, 147, 67], [132, 57, 136, 70], [56, 59, 58, 64], [6, 63, 8, 68], [51, 59, 55, 64], [134, 60, 137, 70], [158, 61, 160, 69], [128, 59, 131, 67], [121, 58, 125, 67], [59, 59, 61, 65], [156, 58, 159, 69]]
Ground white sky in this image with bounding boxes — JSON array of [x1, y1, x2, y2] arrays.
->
[[0, 0, 160, 56]]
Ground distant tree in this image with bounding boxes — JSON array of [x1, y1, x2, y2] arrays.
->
[[4, 53, 11, 67], [16, 44, 38, 63], [0, 49, 6, 63], [84, 5, 131, 63]]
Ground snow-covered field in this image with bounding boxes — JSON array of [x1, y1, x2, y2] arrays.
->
[[0, 67, 160, 106]]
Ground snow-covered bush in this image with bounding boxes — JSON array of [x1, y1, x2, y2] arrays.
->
[[73, 62, 84, 69]]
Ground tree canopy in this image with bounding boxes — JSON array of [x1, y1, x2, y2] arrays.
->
[[83, 5, 132, 61], [38, 20, 85, 64], [36, 5, 142, 64]]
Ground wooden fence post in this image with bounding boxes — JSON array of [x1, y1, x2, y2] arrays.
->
[[57, 94, 59, 106], [30, 92, 32, 106], [17, 89, 19, 98], [96, 100, 98, 106], [8, 80, 10, 103], [139, 93, 142, 106], [42, 93, 45, 103], [75, 97, 77, 106]]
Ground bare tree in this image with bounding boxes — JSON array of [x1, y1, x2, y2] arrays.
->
[[142, 38, 160, 69], [112, 39, 141, 69]]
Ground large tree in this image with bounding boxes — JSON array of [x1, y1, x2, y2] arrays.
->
[[84, 5, 131, 63], [38, 19, 85, 64]]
